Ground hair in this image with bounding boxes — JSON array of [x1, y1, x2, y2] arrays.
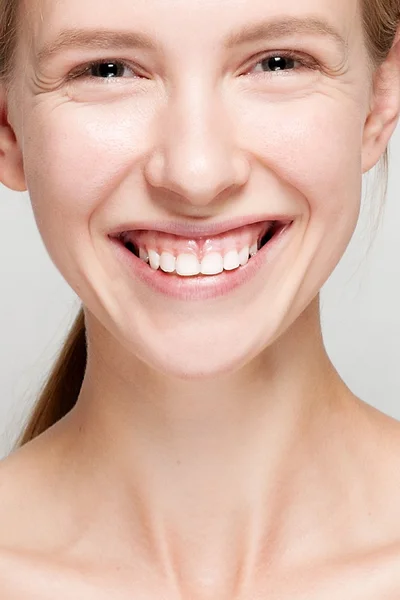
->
[[0, 0, 398, 449]]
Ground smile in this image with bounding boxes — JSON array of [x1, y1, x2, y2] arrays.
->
[[110, 218, 294, 301], [117, 220, 290, 277]]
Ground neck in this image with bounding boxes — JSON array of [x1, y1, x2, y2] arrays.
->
[[53, 301, 356, 597]]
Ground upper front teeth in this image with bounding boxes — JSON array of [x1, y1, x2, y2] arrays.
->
[[201, 252, 224, 275], [139, 244, 258, 276]]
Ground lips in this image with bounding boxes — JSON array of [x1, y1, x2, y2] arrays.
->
[[111, 219, 291, 277], [109, 218, 294, 299]]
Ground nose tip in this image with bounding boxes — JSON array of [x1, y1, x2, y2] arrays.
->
[[145, 148, 249, 206]]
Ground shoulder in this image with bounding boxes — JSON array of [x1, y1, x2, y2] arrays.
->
[[0, 451, 80, 598], [0, 433, 63, 553], [0, 451, 44, 596]]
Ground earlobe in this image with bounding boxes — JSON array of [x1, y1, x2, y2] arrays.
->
[[362, 30, 400, 174], [0, 89, 27, 192]]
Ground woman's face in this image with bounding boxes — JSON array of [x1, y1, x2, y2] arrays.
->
[[5, 0, 384, 376]]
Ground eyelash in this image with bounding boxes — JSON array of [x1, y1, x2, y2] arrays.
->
[[67, 51, 318, 82]]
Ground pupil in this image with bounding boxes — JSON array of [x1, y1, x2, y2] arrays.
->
[[95, 62, 122, 78], [264, 57, 295, 72]]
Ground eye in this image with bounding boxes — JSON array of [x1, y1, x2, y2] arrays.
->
[[67, 53, 318, 83], [67, 59, 142, 81], [244, 52, 318, 77]]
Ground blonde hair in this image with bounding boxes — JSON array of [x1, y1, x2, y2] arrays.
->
[[0, 0, 398, 448]]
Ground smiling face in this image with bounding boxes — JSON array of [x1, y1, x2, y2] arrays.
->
[[2, 0, 396, 377]]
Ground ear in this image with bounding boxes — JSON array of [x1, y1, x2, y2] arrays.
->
[[362, 27, 400, 174], [0, 85, 27, 192]]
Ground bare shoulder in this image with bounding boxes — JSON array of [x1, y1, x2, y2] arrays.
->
[[352, 398, 400, 498], [0, 446, 51, 598], [0, 429, 72, 559], [0, 445, 47, 560], [1, 403, 400, 599], [0, 442, 133, 599], [0, 453, 106, 600], [0, 416, 77, 543]]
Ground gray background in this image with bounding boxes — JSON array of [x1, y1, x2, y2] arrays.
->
[[1, 128, 399, 458]]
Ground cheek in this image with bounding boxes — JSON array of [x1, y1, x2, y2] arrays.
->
[[23, 102, 148, 219], [236, 93, 364, 226], [25, 92, 364, 216], [21, 99, 152, 274], [22, 91, 364, 283], [232, 92, 365, 302]]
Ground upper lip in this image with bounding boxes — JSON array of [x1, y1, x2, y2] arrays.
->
[[110, 214, 294, 239]]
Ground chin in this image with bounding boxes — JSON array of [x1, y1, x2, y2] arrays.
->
[[130, 331, 272, 380]]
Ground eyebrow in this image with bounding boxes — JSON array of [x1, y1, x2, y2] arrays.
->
[[36, 29, 162, 66], [224, 16, 348, 51], [36, 16, 348, 66]]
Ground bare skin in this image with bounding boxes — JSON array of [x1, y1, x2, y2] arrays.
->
[[0, 0, 400, 597], [3, 309, 400, 598]]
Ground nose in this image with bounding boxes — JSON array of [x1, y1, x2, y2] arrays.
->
[[144, 83, 250, 209]]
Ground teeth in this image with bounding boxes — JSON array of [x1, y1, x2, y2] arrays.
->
[[239, 246, 249, 266], [128, 243, 262, 276], [176, 254, 201, 277], [201, 252, 224, 275], [148, 249, 161, 270], [249, 243, 258, 257], [160, 251, 176, 273], [139, 247, 149, 263], [223, 250, 240, 271]]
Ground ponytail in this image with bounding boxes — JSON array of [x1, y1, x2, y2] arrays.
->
[[14, 307, 87, 449]]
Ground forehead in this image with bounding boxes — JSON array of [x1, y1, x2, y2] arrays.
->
[[24, 0, 361, 54]]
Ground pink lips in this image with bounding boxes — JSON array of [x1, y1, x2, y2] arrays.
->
[[110, 220, 294, 301]]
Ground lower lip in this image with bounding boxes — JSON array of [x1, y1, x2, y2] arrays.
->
[[110, 223, 293, 301]]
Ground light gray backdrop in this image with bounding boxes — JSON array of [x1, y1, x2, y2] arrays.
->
[[1, 128, 399, 458]]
